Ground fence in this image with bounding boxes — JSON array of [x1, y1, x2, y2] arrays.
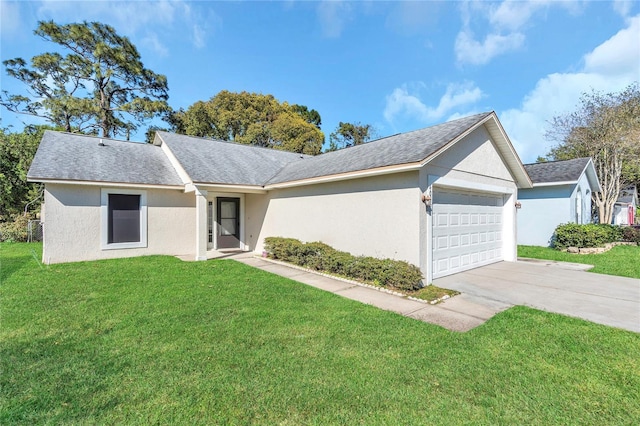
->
[[27, 220, 43, 242]]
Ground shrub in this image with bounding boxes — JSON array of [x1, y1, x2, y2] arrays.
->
[[553, 223, 624, 249], [621, 226, 640, 245], [264, 237, 303, 262], [0, 215, 29, 242], [263, 237, 423, 291]]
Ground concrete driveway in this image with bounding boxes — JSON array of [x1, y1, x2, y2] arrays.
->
[[434, 261, 640, 333]]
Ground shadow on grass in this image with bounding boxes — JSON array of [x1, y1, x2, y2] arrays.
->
[[0, 243, 43, 282]]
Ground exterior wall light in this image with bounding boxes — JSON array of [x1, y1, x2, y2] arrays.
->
[[421, 193, 432, 207], [515, 201, 522, 209]]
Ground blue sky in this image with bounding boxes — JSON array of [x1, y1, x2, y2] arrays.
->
[[1, 0, 638, 163]]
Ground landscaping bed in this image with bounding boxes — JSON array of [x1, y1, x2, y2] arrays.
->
[[264, 237, 458, 303]]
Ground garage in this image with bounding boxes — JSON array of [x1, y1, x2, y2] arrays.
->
[[432, 188, 505, 278]]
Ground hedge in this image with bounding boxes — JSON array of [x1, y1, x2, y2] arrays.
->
[[552, 223, 625, 249], [263, 237, 424, 291], [0, 216, 29, 242]]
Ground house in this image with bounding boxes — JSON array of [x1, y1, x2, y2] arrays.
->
[[27, 111, 532, 282], [517, 158, 601, 246], [612, 186, 638, 225]]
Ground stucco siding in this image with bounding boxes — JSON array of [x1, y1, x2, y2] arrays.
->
[[518, 185, 573, 246], [429, 126, 514, 182], [251, 172, 422, 266], [42, 183, 196, 264]]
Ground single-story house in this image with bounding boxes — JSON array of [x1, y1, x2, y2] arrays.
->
[[518, 158, 601, 246], [612, 186, 638, 225], [27, 111, 531, 282]]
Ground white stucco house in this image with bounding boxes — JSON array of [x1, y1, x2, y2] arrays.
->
[[612, 186, 638, 225], [517, 158, 601, 247], [27, 112, 531, 282]]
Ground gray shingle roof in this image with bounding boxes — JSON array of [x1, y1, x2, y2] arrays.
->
[[27, 131, 183, 186], [156, 131, 310, 186], [523, 158, 591, 184], [617, 186, 638, 204], [29, 112, 514, 189], [267, 112, 493, 184]]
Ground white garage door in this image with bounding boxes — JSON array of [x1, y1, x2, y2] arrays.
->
[[432, 189, 504, 278]]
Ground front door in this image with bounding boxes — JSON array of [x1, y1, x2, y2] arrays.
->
[[216, 197, 240, 249]]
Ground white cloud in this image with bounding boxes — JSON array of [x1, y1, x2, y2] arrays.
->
[[488, 0, 553, 31], [613, 0, 633, 17], [455, 29, 525, 66], [317, 0, 352, 38], [583, 15, 640, 76], [32, 0, 213, 53], [384, 81, 484, 125], [499, 15, 640, 163], [141, 33, 169, 57], [0, 0, 22, 39], [455, 0, 583, 66]]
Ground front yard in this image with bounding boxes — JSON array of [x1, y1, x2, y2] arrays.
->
[[2, 243, 639, 424], [518, 244, 640, 279]]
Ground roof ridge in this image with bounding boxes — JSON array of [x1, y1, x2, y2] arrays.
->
[[157, 131, 312, 158], [46, 130, 149, 145], [524, 157, 590, 167]]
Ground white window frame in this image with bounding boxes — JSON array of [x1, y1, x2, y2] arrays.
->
[[101, 188, 148, 250]]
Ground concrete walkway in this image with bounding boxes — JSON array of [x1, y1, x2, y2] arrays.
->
[[229, 253, 510, 332]]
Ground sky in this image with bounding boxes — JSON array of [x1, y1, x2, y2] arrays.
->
[[1, 0, 639, 163]]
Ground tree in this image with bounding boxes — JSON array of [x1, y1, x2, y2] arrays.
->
[[0, 125, 53, 219], [327, 121, 376, 151], [291, 104, 322, 129], [544, 83, 640, 224], [1, 21, 169, 139], [172, 91, 324, 155]]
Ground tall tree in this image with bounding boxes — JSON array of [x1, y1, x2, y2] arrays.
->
[[544, 83, 640, 224], [328, 121, 376, 151], [291, 104, 322, 129], [0, 125, 53, 219], [1, 21, 169, 139], [172, 91, 324, 155]]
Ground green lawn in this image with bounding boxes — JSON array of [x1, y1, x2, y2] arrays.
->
[[2, 243, 639, 424], [518, 244, 640, 279]]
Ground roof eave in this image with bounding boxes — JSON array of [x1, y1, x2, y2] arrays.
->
[[265, 162, 422, 189], [27, 177, 185, 190], [193, 182, 267, 194]]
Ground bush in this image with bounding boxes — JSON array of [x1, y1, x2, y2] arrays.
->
[[621, 226, 640, 245], [0, 215, 29, 242], [553, 223, 624, 249], [263, 237, 423, 291]]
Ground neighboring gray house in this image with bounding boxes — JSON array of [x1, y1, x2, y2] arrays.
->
[[612, 186, 638, 225], [518, 158, 601, 246], [28, 112, 532, 282]]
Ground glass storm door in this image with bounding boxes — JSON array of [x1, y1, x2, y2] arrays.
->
[[216, 197, 240, 249]]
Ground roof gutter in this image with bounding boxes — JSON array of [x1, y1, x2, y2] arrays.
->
[[192, 183, 267, 194], [27, 178, 185, 190]]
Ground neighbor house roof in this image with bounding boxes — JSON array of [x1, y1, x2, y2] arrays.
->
[[155, 132, 309, 186], [27, 131, 183, 187], [616, 186, 638, 205], [523, 157, 601, 191]]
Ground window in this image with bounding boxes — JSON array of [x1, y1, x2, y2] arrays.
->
[[101, 189, 147, 249]]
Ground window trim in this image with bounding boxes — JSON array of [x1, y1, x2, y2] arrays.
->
[[101, 188, 147, 250]]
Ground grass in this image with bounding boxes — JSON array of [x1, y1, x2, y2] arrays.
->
[[518, 244, 640, 279], [409, 284, 459, 302], [2, 242, 640, 424]]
